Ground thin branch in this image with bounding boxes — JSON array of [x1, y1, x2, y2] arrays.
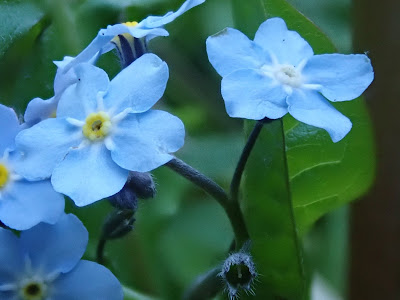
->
[[230, 119, 272, 203], [165, 157, 249, 247]]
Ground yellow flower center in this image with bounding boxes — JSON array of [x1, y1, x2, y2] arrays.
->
[[123, 21, 138, 27], [82, 112, 112, 141], [0, 164, 9, 189], [20, 281, 46, 300], [50, 110, 57, 118], [111, 21, 137, 46]]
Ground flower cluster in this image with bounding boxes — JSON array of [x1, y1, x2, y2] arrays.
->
[[0, 0, 374, 297], [0, 0, 204, 298]]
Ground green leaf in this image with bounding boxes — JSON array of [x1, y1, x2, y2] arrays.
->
[[243, 120, 307, 299], [0, 1, 44, 58], [231, 0, 374, 299]]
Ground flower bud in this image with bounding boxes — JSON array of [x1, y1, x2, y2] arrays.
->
[[108, 184, 138, 211], [219, 250, 257, 299], [101, 209, 135, 240], [126, 171, 156, 199], [108, 171, 155, 210]]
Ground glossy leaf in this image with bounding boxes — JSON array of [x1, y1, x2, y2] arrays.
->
[[232, 0, 374, 299], [243, 119, 306, 299]]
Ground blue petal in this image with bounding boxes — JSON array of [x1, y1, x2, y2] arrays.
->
[[129, 27, 169, 41], [20, 214, 87, 275], [140, 0, 205, 28], [0, 228, 24, 285], [0, 104, 20, 154], [0, 179, 64, 230], [303, 53, 374, 101], [14, 118, 82, 180], [63, 34, 113, 73], [206, 28, 267, 77], [287, 90, 352, 142], [110, 110, 185, 172], [105, 54, 168, 114], [51, 143, 128, 206], [221, 69, 288, 119], [24, 97, 58, 127], [101, 23, 168, 40], [57, 64, 110, 121], [51, 260, 123, 300], [54, 57, 80, 96], [254, 18, 313, 65]]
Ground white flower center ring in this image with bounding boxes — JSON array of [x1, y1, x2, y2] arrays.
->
[[274, 64, 303, 88]]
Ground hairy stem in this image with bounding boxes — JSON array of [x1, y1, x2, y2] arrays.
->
[[96, 238, 107, 265], [183, 267, 223, 300], [230, 119, 271, 203], [166, 158, 249, 247]]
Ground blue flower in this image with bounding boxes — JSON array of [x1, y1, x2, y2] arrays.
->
[[0, 213, 123, 300], [64, 0, 205, 71], [206, 18, 374, 142], [0, 104, 64, 230], [15, 54, 185, 206]]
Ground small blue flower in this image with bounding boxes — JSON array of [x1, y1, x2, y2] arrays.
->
[[0, 213, 123, 300], [0, 104, 64, 230], [206, 18, 374, 142], [64, 0, 205, 71], [15, 54, 185, 206]]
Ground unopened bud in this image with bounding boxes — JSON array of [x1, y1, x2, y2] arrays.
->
[[108, 185, 138, 210], [219, 249, 257, 299], [108, 171, 155, 210], [126, 171, 156, 199], [101, 209, 135, 240]]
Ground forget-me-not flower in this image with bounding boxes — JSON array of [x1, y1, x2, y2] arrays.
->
[[15, 53, 185, 206], [206, 18, 374, 142], [64, 0, 205, 71], [0, 104, 64, 230], [0, 213, 123, 300]]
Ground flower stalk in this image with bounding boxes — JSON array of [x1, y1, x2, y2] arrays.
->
[[166, 157, 249, 248], [230, 118, 273, 203]]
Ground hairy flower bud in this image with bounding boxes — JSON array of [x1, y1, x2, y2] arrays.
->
[[108, 171, 156, 210], [127, 171, 156, 199], [219, 250, 257, 299], [101, 209, 135, 240]]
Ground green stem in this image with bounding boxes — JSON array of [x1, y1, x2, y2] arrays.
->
[[96, 237, 107, 265], [182, 267, 223, 300], [230, 119, 271, 203], [180, 120, 273, 299], [165, 158, 249, 247]]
